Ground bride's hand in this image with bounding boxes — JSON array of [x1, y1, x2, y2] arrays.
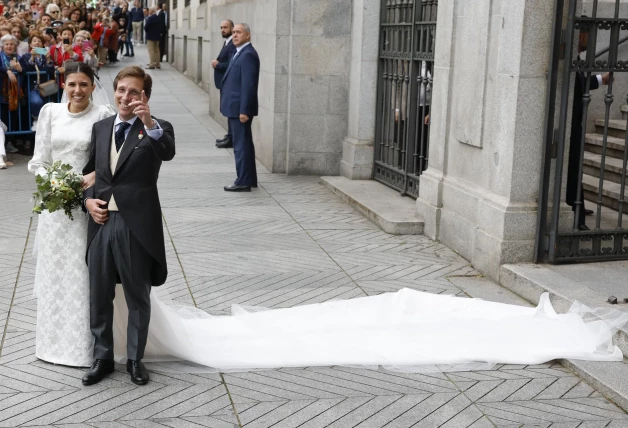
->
[[82, 171, 96, 189]]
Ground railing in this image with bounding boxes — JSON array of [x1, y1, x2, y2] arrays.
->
[[2, 70, 61, 136], [596, 34, 628, 58]]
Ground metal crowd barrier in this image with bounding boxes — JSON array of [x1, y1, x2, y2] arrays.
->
[[2, 70, 61, 135]]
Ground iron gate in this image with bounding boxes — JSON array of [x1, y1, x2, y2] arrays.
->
[[536, 0, 628, 263], [373, 0, 437, 198]]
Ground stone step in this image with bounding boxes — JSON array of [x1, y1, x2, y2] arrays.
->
[[582, 173, 628, 213], [585, 133, 626, 160], [320, 176, 424, 235], [500, 263, 628, 412], [583, 150, 628, 184], [595, 119, 627, 138], [621, 104, 628, 120]]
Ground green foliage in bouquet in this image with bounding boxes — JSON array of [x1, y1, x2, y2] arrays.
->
[[32, 161, 85, 220]]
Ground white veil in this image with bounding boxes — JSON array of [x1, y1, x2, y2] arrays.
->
[[60, 75, 111, 106]]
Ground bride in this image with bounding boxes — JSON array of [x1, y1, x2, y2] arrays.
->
[[28, 63, 115, 367], [28, 65, 627, 379]]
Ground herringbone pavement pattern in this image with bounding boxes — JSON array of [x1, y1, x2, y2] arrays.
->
[[1, 51, 627, 427]]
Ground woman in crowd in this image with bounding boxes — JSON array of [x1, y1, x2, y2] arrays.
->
[[68, 6, 81, 26], [10, 22, 30, 55], [23, 31, 55, 130], [0, 34, 27, 113], [74, 30, 97, 73], [50, 25, 83, 79], [41, 26, 56, 47], [44, 3, 60, 22], [82, 10, 93, 33]]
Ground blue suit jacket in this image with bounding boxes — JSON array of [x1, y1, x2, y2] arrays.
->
[[144, 14, 163, 41], [220, 44, 260, 118], [214, 39, 236, 90]]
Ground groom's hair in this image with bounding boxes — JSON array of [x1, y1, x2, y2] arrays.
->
[[113, 66, 153, 99]]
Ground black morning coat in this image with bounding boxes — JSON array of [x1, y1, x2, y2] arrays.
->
[[82, 115, 176, 286]]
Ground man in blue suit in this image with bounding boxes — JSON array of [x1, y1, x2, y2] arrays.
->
[[212, 19, 237, 148], [220, 23, 260, 192], [144, 9, 164, 69]]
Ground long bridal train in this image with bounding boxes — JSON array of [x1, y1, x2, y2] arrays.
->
[[111, 287, 628, 373]]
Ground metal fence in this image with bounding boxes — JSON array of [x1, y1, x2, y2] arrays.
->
[[373, 0, 437, 198], [3, 70, 61, 136], [536, 0, 628, 263]]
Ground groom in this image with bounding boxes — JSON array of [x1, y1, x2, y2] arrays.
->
[[82, 66, 175, 386]]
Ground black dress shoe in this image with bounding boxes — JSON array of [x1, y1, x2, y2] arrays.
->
[[82, 359, 115, 386], [585, 209, 594, 216], [127, 359, 149, 385], [215, 134, 229, 143], [224, 184, 251, 192], [216, 139, 233, 149], [578, 224, 590, 231]]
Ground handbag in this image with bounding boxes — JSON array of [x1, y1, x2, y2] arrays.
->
[[35, 63, 58, 98]]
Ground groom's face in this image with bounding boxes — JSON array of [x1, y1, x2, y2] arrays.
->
[[115, 76, 144, 120]]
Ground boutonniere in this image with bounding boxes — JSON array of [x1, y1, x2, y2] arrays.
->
[[138, 130, 144, 140]]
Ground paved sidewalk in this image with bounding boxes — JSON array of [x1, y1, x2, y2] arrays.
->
[[1, 48, 628, 427]]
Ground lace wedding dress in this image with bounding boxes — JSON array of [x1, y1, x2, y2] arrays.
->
[[28, 102, 115, 367]]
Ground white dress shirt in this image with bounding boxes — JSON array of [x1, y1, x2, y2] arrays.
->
[[114, 114, 163, 140], [233, 41, 251, 59]]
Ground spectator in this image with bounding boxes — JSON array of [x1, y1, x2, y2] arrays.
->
[[75, 30, 97, 72], [10, 22, 29, 54], [68, 7, 81, 26], [157, 2, 167, 62], [129, 0, 143, 44], [118, 15, 132, 57], [60, 4, 69, 22], [144, 7, 162, 69], [105, 14, 118, 63], [92, 16, 108, 64], [41, 26, 55, 47], [49, 25, 83, 79], [40, 13, 52, 27], [23, 31, 54, 130], [0, 34, 27, 150], [45, 3, 60, 21]]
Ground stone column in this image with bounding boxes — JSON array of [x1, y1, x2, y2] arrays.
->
[[339, 0, 380, 180], [417, 0, 556, 280]]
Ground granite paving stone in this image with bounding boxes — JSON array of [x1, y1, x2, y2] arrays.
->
[[0, 47, 626, 427]]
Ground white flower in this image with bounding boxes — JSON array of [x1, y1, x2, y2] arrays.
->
[[50, 179, 59, 188]]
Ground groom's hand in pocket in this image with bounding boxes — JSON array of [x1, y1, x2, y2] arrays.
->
[[86, 199, 109, 225]]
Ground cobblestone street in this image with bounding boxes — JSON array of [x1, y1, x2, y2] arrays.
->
[[1, 50, 627, 427]]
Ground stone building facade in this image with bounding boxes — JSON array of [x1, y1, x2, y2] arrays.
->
[[168, 0, 353, 175], [167, 0, 626, 280]]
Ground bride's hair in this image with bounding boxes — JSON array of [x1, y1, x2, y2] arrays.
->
[[64, 62, 95, 85]]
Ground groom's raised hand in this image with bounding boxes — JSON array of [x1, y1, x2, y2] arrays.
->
[[86, 199, 109, 225], [129, 91, 154, 128]]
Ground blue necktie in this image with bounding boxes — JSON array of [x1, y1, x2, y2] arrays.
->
[[115, 122, 131, 152]]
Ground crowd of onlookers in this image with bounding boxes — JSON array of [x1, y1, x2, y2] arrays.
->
[[0, 0, 169, 169]]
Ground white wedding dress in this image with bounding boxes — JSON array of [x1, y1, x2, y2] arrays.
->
[[28, 102, 628, 372], [28, 101, 116, 367]]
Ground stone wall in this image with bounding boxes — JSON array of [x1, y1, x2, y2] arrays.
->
[[417, 0, 557, 280], [168, 0, 352, 175]]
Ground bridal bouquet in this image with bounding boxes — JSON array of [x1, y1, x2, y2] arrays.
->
[[32, 161, 84, 220]]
